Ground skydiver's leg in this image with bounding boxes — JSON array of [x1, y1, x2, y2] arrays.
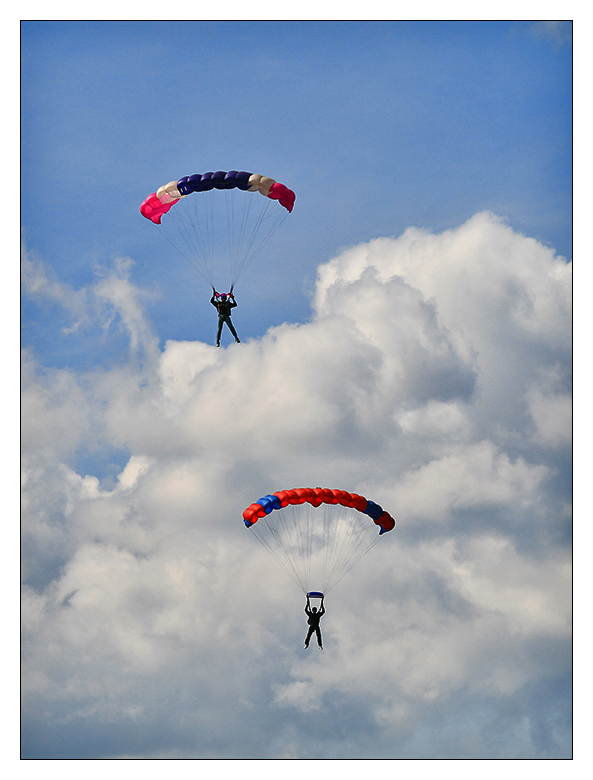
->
[[216, 317, 224, 346], [316, 628, 323, 648], [304, 627, 314, 648], [225, 316, 240, 342]]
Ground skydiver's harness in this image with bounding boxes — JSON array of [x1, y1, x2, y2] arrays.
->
[[306, 610, 323, 628], [212, 286, 237, 317], [305, 593, 325, 628]]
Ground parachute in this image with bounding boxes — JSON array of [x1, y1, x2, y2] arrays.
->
[[243, 487, 395, 595], [140, 170, 295, 291]]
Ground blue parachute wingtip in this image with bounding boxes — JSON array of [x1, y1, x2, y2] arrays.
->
[[364, 500, 384, 521]]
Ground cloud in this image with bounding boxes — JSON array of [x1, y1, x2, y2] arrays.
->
[[528, 21, 573, 47], [21, 240, 91, 334], [21, 212, 571, 759], [393, 440, 550, 523], [21, 243, 159, 362]]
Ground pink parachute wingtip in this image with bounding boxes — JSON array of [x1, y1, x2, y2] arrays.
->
[[140, 193, 179, 223], [267, 182, 296, 212]]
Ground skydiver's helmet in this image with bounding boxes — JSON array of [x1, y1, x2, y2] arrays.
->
[[220, 293, 228, 300]]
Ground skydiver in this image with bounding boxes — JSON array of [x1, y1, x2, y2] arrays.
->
[[304, 594, 325, 649], [211, 288, 241, 347]]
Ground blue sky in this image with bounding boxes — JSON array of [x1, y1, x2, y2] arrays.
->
[[21, 20, 571, 356], [20, 20, 572, 766]]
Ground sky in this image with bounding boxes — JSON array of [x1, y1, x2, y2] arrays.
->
[[19, 19, 573, 767]]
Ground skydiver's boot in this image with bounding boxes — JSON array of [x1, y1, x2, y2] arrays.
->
[[235, 338, 240, 343]]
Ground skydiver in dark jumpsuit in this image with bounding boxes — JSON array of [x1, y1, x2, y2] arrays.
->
[[211, 290, 240, 347], [304, 594, 325, 649]]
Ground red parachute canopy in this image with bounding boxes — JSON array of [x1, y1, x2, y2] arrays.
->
[[243, 487, 395, 534], [243, 487, 396, 594]]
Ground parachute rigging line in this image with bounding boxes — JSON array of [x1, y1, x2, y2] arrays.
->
[[243, 487, 395, 595], [140, 170, 295, 291]]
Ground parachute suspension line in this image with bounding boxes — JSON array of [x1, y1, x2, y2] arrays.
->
[[319, 504, 341, 593], [273, 504, 303, 588], [293, 503, 314, 592], [233, 193, 262, 283], [228, 199, 288, 289], [152, 187, 290, 292], [323, 512, 381, 593], [328, 533, 381, 591], [160, 195, 218, 288], [327, 507, 355, 588], [249, 522, 306, 592], [248, 502, 388, 596], [185, 191, 217, 285], [253, 505, 312, 593], [322, 503, 334, 590], [141, 171, 295, 294], [224, 189, 256, 289], [224, 189, 237, 281], [315, 504, 381, 594], [159, 224, 213, 288]]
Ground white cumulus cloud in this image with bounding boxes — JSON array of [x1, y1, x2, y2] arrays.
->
[[21, 212, 571, 759]]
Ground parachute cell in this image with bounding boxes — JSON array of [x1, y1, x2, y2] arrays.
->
[[139, 193, 179, 224]]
